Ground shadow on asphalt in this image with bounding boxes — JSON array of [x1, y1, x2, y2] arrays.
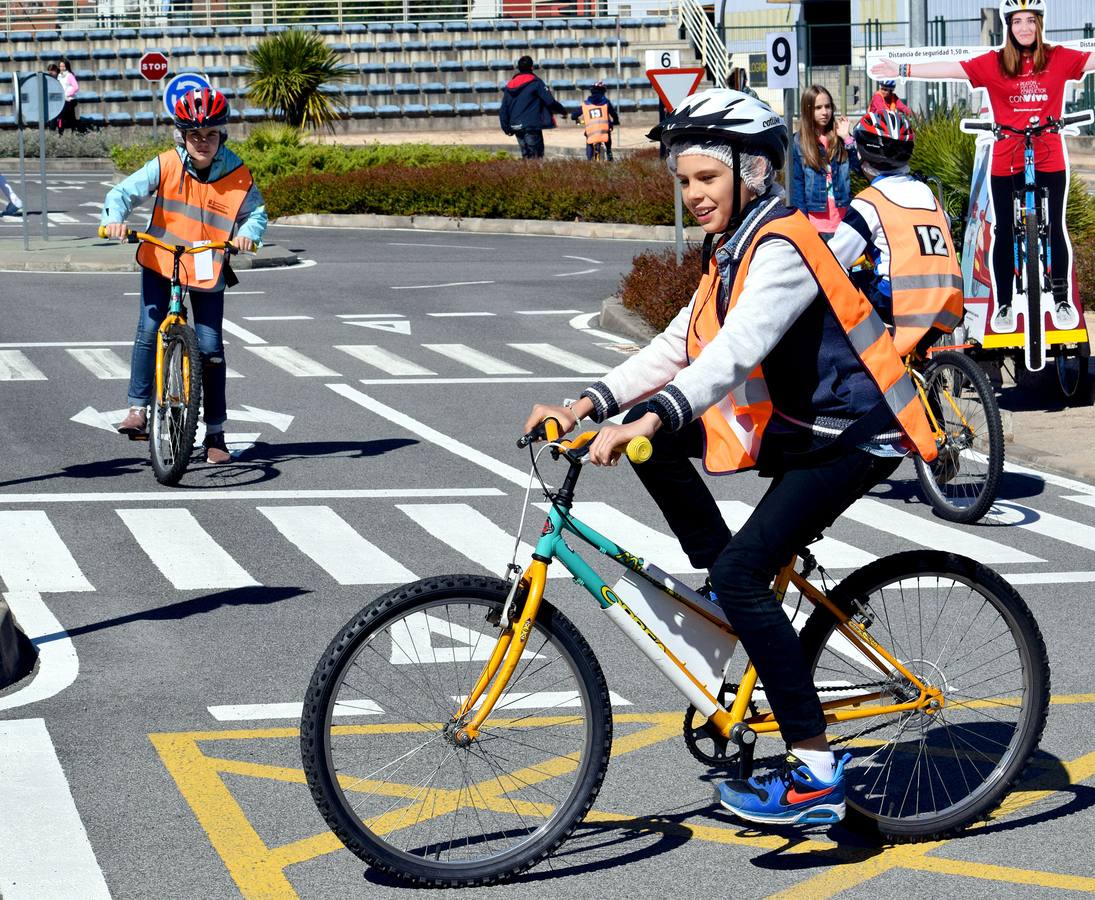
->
[[31, 585, 310, 645], [0, 455, 149, 489], [867, 470, 1047, 508]]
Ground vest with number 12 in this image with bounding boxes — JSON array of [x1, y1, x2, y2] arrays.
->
[[137, 149, 252, 291]]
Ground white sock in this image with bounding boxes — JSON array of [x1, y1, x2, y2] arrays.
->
[[792, 748, 836, 782]]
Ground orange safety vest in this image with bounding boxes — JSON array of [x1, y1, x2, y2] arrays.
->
[[581, 102, 611, 145], [856, 185, 964, 356], [137, 150, 253, 291], [685, 210, 937, 474]]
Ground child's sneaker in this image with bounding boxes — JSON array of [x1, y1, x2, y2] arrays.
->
[[1, 201, 21, 217], [714, 752, 850, 825]]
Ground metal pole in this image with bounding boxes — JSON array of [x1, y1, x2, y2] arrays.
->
[[908, 0, 928, 115], [784, 86, 795, 193], [38, 72, 48, 241], [674, 179, 683, 265], [18, 124, 29, 252]]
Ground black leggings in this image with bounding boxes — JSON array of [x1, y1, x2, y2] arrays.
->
[[624, 406, 901, 744], [990, 169, 1069, 308]]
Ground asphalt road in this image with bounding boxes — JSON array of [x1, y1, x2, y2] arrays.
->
[[1, 182, 1094, 899]]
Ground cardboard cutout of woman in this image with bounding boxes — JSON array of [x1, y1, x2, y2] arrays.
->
[[870, 0, 1095, 371]]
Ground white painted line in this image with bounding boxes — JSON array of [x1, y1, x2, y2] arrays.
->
[[245, 346, 340, 377], [1060, 493, 1095, 510], [991, 500, 1095, 552], [0, 350, 47, 381], [427, 311, 496, 318], [337, 313, 405, 319], [516, 309, 582, 315], [345, 319, 411, 334], [996, 571, 1095, 584], [423, 343, 530, 375], [392, 280, 494, 290], [0, 511, 94, 592], [330, 385, 531, 486], [387, 241, 494, 250], [563, 255, 602, 264], [220, 318, 267, 345], [842, 498, 1042, 564], [509, 342, 610, 374], [258, 506, 416, 585], [568, 310, 630, 343], [359, 376, 588, 385], [0, 341, 131, 348], [208, 699, 383, 721], [336, 345, 437, 376], [46, 212, 79, 224], [242, 315, 312, 321], [399, 503, 567, 578], [66, 347, 129, 380], [116, 508, 259, 590], [1008, 461, 1095, 495], [554, 267, 599, 277], [535, 501, 697, 573], [0, 591, 79, 713], [0, 488, 504, 503], [0, 719, 112, 900], [225, 291, 266, 296], [226, 366, 245, 379], [454, 690, 631, 710], [716, 501, 876, 570]]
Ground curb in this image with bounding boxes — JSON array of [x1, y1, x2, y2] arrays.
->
[[1004, 441, 1095, 485], [599, 295, 658, 342], [0, 239, 299, 273], [0, 156, 113, 173], [0, 599, 37, 691], [274, 212, 705, 243]]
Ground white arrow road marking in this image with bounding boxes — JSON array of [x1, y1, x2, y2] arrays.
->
[[229, 404, 294, 431], [344, 319, 412, 334], [0, 718, 112, 899], [194, 423, 262, 457], [554, 268, 599, 277], [568, 310, 630, 342], [70, 406, 130, 432], [0, 591, 79, 712], [563, 255, 603, 264]]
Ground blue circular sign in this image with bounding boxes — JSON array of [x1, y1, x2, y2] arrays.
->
[[163, 71, 213, 117]]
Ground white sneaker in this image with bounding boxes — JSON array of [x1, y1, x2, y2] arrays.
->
[[992, 303, 1016, 333], [1052, 300, 1080, 330]]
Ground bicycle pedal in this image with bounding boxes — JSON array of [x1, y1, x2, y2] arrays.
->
[[127, 433, 149, 442]]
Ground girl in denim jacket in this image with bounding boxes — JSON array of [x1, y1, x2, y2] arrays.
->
[[790, 85, 859, 238]]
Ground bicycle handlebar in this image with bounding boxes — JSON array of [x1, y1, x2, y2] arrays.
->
[[960, 108, 1094, 138], [517, 418, 652, 464], [97, 225, 245, 255]]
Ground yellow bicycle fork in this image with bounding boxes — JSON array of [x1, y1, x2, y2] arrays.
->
[[153, 312, 189, 404]]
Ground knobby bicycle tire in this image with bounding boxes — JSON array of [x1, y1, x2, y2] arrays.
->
[[149, 323, 202, 486], [1024, 211, 1044, 371], [300, 575, 613, 886], [913, 351, 1004, 523], [1055, 349, 1092, 406], [798, 551, 1049, 842]]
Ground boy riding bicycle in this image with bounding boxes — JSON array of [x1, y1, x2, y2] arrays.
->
[[101, 88, 266, 464], [526, 89, 937, 826], [829, 111, 965, 355]]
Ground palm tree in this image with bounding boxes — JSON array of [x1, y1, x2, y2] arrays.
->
[[246, 30, 354, 131]]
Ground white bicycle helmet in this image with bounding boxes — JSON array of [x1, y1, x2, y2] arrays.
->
[[1000, 0, 1045, 20], [648, 88, 788, 169]]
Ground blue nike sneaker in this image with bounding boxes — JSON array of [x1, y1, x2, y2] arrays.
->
[[714, 752, 851, 825]]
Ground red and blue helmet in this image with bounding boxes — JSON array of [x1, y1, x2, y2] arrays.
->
[[853, 110, 915, 171], [173, 87, 229, 131]]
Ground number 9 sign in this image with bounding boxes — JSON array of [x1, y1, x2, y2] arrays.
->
[[766, 31, 798, 90]]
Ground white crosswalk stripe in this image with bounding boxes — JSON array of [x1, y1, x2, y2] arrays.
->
[[0, 350, 47, 381], [991, 500, 1095, 551], [335, 344, 437, 376], [422, 343, 531, 375], [244, 346, 340, 377], [258, 505, 415, 585], [508, 343, 610, 374], [66, 347, 130, 380], [116, 508, 258, 590], [0, 511, 94, 593]]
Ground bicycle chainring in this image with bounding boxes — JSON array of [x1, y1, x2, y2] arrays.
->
[[682, 684, 759, 768]]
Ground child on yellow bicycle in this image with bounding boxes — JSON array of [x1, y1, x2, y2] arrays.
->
[[101, 88, 267, 464], [525, 89, 936, 827], [570, 81, 620, 161], [828, 111, 964, 356]]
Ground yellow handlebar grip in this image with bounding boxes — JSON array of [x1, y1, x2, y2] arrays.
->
[[97, 225, 109, 239], [626, 436, 653, 464]]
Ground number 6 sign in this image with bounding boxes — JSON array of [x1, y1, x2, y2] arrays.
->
[[766, 31, 798, 90]]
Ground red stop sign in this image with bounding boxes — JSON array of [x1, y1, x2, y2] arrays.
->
[[139, 52, 169, 82]]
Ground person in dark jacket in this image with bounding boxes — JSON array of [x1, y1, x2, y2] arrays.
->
[[570, 81, 621, 160], [499, 56, 566, 159]]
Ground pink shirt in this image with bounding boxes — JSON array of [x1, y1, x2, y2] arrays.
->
[[806, 135, 848, 235]]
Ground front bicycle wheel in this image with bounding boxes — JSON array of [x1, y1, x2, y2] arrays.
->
[[1024, 212, 1044, 370], [301, 575, 612, 886], [799, 551, 1049, 841], [1055, 347, 1091, 406], [149, 323, 202, 486], [913, 351, 1004, 523]]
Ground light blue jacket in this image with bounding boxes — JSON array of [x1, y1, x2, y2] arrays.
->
[[101, 144, 267, 243]]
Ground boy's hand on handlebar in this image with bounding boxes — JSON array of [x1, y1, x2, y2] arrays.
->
[[588, 412, 660, 467], [234, 236, 256, 253], [524, 403, 579, 436], [103, 222, 127, 240]]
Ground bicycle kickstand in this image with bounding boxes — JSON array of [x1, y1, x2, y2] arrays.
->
[[730, 723, 757, 780]]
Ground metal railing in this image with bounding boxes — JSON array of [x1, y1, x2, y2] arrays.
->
[[675, 0, 725, 88]]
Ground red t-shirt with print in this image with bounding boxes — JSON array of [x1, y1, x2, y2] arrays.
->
[[960, 45, 1090, 176]]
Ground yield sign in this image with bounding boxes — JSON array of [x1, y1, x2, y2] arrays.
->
[[646, 67, 706, 113]]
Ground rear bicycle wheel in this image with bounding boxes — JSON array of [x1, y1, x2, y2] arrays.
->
[[1024, 212, 1044, 370], [913, 351, 1004, 523], [149, 323, 202, 486], [300, 575, 612, 886], [1054, 347, 1091, 405], [799, 551, 1049, 841]]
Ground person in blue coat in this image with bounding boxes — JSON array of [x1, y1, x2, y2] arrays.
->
[[499, 56, 567, 159]]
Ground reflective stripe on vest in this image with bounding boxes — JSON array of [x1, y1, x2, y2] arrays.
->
[[581, 102, 611, 144], [858, 185, 964, 356], [684, 210, 937, 474], [136, 150, 253, 291]]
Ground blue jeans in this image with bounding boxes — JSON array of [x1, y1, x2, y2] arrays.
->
[[127, 267, 227, 427], [515, 129, 545, 159]]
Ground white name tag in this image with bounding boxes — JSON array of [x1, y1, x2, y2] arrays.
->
[[193, 240, 214, 282]]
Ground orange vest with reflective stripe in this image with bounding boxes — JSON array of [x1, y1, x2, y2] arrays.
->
[[857, 184, 964, 356], [137, 150, 253, 291], [581, 102, 611, 144], [685, 211, 937, 474]]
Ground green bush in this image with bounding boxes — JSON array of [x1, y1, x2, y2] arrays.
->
[[110, 140, 172, 173], [0, 129, 115, 158], [618, 243, 703, 332]]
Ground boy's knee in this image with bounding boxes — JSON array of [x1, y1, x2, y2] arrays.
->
[[201, 351, 225, 368], [710, 546, 770, 599]]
